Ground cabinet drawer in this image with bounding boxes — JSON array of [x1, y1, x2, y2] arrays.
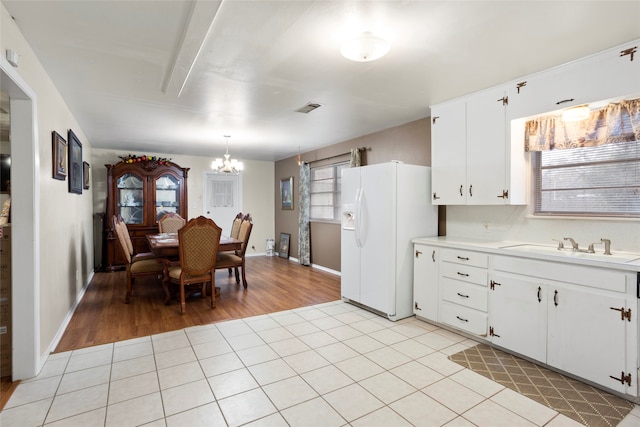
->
[[441, 262, 487, 286], [440, 277, 488, 311], [441, 249, 488, 268], [440, 301, 487, 336]]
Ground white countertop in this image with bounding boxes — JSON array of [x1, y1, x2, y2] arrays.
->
[[413, 236, 640, 272]]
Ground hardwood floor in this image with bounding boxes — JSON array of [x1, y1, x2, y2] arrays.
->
[[54, 256, 341, 353]]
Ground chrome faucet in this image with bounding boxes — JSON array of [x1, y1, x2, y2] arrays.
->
[[563, 237, 579, 250], [551, 239, 564, 250], [601, 238, 612, 255]]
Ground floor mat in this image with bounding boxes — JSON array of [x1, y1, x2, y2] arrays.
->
[[449, 344, 634, 427]]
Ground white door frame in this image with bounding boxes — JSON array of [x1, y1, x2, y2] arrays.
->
[[1, 56, 41, 379]]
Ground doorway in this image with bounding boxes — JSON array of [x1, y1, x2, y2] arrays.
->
[[1, 58, 40, 380], [202, 172, 242, 235]]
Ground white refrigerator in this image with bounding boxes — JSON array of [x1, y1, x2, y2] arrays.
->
[[341, 162, 438, 321]]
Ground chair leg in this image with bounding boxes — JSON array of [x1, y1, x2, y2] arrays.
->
[[179, 282, 186, 314], [125, 268, 132, 304], [228, 267, 233, 276], [241, 259, 248, 289], [234, 267, 240, 284], [210, 275, 216, 309]]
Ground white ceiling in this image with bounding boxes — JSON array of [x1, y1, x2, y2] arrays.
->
[[2, 0, 639, 161]]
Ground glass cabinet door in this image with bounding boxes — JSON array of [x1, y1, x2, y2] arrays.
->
[[155, 174, 180, 222], [117, 173, 144, 224]]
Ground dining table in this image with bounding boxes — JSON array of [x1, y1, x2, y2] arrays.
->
[[146, 232, 242, 258]]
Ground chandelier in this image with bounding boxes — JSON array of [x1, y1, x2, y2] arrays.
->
[[212, 135, 243, 173]]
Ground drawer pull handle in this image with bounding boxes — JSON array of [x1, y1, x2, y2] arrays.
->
[[432, 250, 436, 262], [457, 293, 469, 298], [457, 256, 469, 261], [537, 286, 542, 303], [459, 185, 463, 196], [456, 316, 469, 323], [457, 272, 469, 277], [554, 290, 559, 306]]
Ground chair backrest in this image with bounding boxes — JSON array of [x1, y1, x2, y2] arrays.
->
[[178, 216, 222, 275], [236, 217, 253, 257], [112, 215, 132, 264], [158, 212, 186, 233], [114, 214, 135, 256], [230, 212, 243, 239]]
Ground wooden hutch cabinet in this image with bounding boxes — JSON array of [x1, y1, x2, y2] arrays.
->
[[104, 158, 189, 270]]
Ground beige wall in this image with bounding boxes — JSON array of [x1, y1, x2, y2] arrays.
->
[[274, 117, 437, 271], [1, 4, 94, 359], [91, 149, 275, 261]]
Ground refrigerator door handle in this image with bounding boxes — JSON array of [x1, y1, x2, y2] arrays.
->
[[355, 188, 362, 248]]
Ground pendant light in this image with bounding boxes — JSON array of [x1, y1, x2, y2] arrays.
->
[[212, 135, 243, 173]]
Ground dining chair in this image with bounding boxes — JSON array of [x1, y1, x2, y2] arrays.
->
[[113, 215, 157, 263], [230, 212, 243, 239], [216, 215, 253, 288], [163, 216, 222, 314], [112, 215, 165, 303], [158, 212, 186, 233]]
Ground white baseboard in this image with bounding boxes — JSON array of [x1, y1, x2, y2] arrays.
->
[[45, 270, 95, 358]]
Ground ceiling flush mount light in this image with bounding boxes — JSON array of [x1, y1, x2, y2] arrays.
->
[[562, 105, 590, 122], [340, 31, 390, 62], [212, 135, 243, 174]]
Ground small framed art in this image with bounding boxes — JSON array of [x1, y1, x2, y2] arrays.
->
[[52, 131, 67, 181], [83, 161, 91, 190], [68, 129, 83, 194], [278, 232, 290, 259], [280, 176, 293, 210]]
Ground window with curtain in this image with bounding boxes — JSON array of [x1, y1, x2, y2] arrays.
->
[[527, 98, 640, 217], [310, 162, 349, 221]]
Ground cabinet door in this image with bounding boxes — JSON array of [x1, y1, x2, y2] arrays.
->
[[155, 173, 182, 224], [488, 273, 547, 363], [117, 172, 145, 225], [413, 244, 438, 321], [466, 87, 508, 204], [431, 100, 466, 205], [547, 283, 629, 394]]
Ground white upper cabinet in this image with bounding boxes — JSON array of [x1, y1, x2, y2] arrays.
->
[[507, 40, 640, 121], [431, 86, 523, 205], [431, 39, 639, 206], [431, 100, 466, 205]]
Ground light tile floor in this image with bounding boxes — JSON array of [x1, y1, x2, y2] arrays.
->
[[1, 300, 639, 427]]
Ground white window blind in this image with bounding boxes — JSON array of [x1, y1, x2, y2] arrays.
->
[[209, 181, 234, 207], [533, 139, 640, 216], [310, 162, 348, 221]]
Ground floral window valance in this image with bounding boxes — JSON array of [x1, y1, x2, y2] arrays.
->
[[524, 98, 640, 151]]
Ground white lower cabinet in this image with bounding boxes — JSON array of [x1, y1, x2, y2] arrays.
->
[[547, 282, 630, 394], [488, 272, 547, 363], [488, 256, 637, 396], [413, 241, 639, 400], [413, 244, 439, 321]]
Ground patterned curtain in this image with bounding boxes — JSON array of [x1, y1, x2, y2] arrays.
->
[[525, 98, 640, 151], [297, 162, 311, 266], [350, 148, 361, 167]]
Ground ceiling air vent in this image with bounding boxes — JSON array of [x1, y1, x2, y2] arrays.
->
[[296, 102, 322, 114]]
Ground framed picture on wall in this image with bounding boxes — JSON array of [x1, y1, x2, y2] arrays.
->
[[278, 232, 290, 259], [68, 129, 83, 194], [83, 161, 91, 189], [280, 176, 293, 210], [52, 131, 67, 181]]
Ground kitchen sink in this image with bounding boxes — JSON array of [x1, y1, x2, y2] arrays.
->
[[499, 244, 640, 263]]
